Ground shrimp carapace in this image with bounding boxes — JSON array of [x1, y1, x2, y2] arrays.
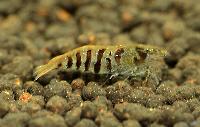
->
[[34, 44, 167, 80]]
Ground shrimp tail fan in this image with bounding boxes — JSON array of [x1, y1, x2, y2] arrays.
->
[[34, 55, 64, 81]]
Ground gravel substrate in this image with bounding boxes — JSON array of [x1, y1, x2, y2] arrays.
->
[[0, 0, 200, 127]]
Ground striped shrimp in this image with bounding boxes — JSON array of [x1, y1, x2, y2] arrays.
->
[[34, 44, 167, 81]]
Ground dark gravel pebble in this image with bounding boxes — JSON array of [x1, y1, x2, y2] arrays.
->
[[114, 103, 161, 122], [82, 82, 106, 100], [162, 19, 185, 41], [190, 119, 200, 127], [156, 80, 178, 103], [14, 89, 27, 100], [184, 4, 200, 31], [0, 90, 14, 102], [0, 99, 9, 117], [74, 118, 97, 127], [0, 0, 23, 14], [81, 101, 98, 119], [0, 74, 22, 91], [45, 37, 77, 55], [20, 102, 42, 114], [77, 33, 97, 45], [112, 33, 133, 45], [71, 78, 85, 91], [128, 87, 154, 106], [105, 81, 132, 103], [159, 106, 194, 126], [146, 94, 166, 108], [149, 0, 172, 11], [29, 95, 45, 107], [32, 109, 54, 118], [44, 79, 72, 99], [149, 123, 166, 127], [0, 49, 12, 66], [28, 114, 67, 127], [147, 26, 165, 46], [65, 107, 82, 127], [186, 98, 200, 112], [23, 81, 44, 95], [0, 112, 31, 127], [130, 25, 148, 43], [77, 4, 120, 34], [77, 32, 113, 45], [166, 37, 189, 61], [172, 101, 190, 113], [1, 56, 33, 80], [0, 16, 23, 35], [46, 95, 70, 115], [45, 19, 78, 39], [66, 93, 83, 109], [173, 122, 189, 127], [192, 106, 200, 119], [0, 33, 25, 50], [119, 6, 142, 31], [122, 120, 141, 127], [95, 111, 122, 127], [93, 96, 112, 111], [176, 53, 200, 85], [185, 31, 200, 54]]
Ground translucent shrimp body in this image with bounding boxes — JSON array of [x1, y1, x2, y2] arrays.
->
[[34, 44, 167, 80]]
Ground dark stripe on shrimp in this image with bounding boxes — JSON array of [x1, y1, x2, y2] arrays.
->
[[135, 47, 147, 65], [94, 49, 105, 73], [114, 48, 124, 65], [85, 50, 91, 71], [76, 52, 81, 69], [106, 58, 112, 73], [67, 56, 73, 68]]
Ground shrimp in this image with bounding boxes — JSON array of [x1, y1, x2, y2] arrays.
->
[[34, 44, 167, 81]]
